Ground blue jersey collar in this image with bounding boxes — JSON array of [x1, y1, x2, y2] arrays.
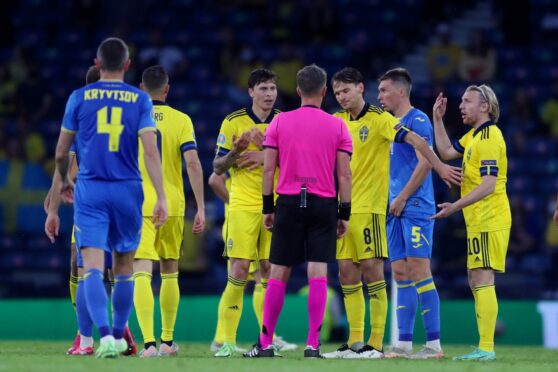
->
[[473, 120, 495, 137], [152, 100, 167, 106]]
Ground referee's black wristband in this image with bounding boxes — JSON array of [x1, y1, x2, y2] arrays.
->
[[262, 194, 275, 214], [338, 202, 351, 221]]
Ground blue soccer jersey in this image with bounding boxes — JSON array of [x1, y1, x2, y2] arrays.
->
[[61, 80, 156, 181], [389, 107, 435, 216]]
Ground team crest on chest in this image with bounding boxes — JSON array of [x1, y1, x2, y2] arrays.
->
[[359, 126, 369, 142], [467, 148, 472, 161]]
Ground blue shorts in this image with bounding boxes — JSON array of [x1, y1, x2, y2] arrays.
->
[[387, 213, 434, 262], [76, 246, 113, 269], [74, 179, 143, 255]]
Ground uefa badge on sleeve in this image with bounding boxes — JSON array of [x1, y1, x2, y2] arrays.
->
[[227, 238, 233, 251]]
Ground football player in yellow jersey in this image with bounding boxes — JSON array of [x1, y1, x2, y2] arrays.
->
[[324, 68, 461, 359], [212, 68, 280, 357], [133, 65, 205, 358], [432, 84, 511, 361], [208, 172, 297, 353]]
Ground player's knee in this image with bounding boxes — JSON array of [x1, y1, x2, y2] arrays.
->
[[338, 268, 359, 285], [229, 259, 250, 280], [259, 260, 270, 278]]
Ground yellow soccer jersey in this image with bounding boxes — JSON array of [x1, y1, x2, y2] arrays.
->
[[215, 107, 280, 212], [453, 121, 511, 232], [139, 101, 197, 216], [334, 103, 407, 214]]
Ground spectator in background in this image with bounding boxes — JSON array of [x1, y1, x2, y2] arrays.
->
[[15, 66, 53, 129], [507, 197, 536, 263], [0, 64, 16, 116], [426, 24, 462, 83], [458, 30, 496, 83], [139, 29, 186, 76], [541, 79, 558, 138], [271, 43, 304, 108]]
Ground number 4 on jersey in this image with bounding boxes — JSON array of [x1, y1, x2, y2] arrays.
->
[[97, 106, 124, 152]]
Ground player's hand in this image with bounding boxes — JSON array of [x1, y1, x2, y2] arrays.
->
[[192, 209, 205, 234], [232, 131, 251, 154], [250, 127, 265, 148], [337, 219, 349, 239], [45, 212, 60, 243], [389, 195, 407, 217], [553, 208, 558, 226], [433, 92, 447, 122], [237, 151, 264, 170], [152, 198, 168, 229], [60, 178, 75, 204], [44, 187, 52, 213], [430, 202, 457, 219], [434, 163, 461, 188], [263, 213, 275, 231]]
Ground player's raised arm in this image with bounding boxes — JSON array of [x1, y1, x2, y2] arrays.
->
[[184, 149, 205, 234], [432, 92, 462, 161], [403, 130, 461, 188], [140, 131, 168, 228], [213, 130, 251, 175]]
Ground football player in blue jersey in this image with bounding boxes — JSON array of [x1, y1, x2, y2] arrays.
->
[[378, 68, 443, 359], [54, 37, 167, 358]]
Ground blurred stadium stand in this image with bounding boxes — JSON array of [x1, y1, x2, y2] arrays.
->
[[0, 0, 557, 299]]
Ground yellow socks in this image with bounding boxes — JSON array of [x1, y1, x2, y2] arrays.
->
[[473, 284, 498, 352], [133, 271, 155, 344], [341, 282, 364, 346], [160, 272, 180, 342], [69, 275, 78, 312], [252, 283, 264, 330], [367, 280, 387, 351], [214, 293, 225, 344], [221, 275, 247, 344]]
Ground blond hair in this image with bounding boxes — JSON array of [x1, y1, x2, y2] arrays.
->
[[465, 84, 500, 123]]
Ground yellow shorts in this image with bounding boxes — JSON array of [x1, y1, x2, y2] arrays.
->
[[71, 225, 76, 245], [135, 216, 185, 261], [467, 229, 510, 273], [337, 213, 388, 262], [223, 210, 271, 261]]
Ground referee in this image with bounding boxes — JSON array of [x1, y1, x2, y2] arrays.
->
[[244, 64, 353, 358]]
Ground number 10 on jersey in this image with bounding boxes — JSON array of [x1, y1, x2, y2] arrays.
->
[[97, 106, 124, 152]]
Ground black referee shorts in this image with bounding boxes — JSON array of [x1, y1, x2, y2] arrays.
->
[[270, 194, 338, 266]]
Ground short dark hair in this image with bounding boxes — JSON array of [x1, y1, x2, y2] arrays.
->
[[142, 65, 169, 93], [85, 65, 100, 84], [331, 67, 364, 86], [297, 64, 327, 96], [378, 68, 412, 95], [96, 37, 129, 72], [248, 68, 277, 89]]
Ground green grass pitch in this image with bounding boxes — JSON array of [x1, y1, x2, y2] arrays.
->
[[1, 342, 556, 372]]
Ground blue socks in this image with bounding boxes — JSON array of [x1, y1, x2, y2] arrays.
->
[[111, 274, 134, 339], [396, 280, 418, 341], [415, 277, 441, 341], [76, 278, 93, 337], [83, 268, 110, 337]]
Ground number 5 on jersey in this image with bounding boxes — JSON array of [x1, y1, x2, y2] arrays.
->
[[97, 106, 124, 152]]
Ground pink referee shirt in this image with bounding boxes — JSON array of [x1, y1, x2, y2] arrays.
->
[[264, 105, 353, 197]]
